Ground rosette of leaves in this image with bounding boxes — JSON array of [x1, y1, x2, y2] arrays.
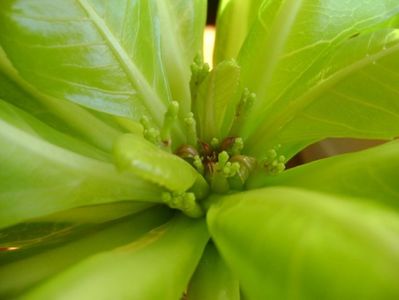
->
[[1, 0, 399, 299]]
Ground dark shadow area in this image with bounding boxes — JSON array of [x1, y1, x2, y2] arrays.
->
[[300, 138, 384, 163], [207, 0, 220, 25], [287, 138, 385, 169]]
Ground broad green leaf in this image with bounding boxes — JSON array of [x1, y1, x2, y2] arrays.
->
[[0, 116, 163, 229], [0, 206, 171, 298], [188, 242, 240, 300], [233, 0, 399, 157], [0, 99, 108, 160], [35, 201, 153, 224], [155, 0, 207, 116], [113, 133, 201, 193], [213, 0, 265, 64], [248, 140, 399, 210], [0, 0, 171, 128], [250, 29, 399, 158], [0, 48, 121, 152], [0, 203, 155, 265], [194, 60, 241, 140], [208, 187, 399, 300], [23, 215, 209, 300]]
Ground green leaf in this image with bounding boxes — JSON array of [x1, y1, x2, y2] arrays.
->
[[0, 206, 172, 298], [34, 201, 154, 224], [113, 133, 201, 193], [0, 99, 108, 160], [208, 187, 399, 300], [0, 0, 171, 127], [251, 29, 399, 158], [213, 0, 265, 64], [155, 0, 207, 117], [194, 60, 241, 140], [188, 242, 240, 300], [248, 140, 399, 210], [0, 48, 121, 152], [233, 0, 399, 157], [23, 215, 209, 300], [0, 203, 155, 267], [0, 113, 162, 229]]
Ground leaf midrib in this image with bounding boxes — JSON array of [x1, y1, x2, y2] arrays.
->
[[77, 0, 166, 126], [248, 41, 399, 153], [243, 3, 399, 148]]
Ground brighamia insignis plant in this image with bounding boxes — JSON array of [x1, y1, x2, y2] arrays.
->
[[1, 0, 399, 299]]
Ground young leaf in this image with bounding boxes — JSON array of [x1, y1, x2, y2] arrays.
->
[[0, 0, 171, 127], [155, 0, 207, 116], [22, 215, 209, 300], [208, 187, 399, 300], [248, 140, 399, 210], [0, 206, 172, 298], [194, 60, 241, 140], [113, 133, 201, 193], [188, 242, 240, 300]]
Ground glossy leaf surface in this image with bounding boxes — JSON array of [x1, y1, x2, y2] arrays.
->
[[0, 0, 171, 126], [0, 48, 121, 152], [208, 187, 399, 300], [23, 215, 209, 300]]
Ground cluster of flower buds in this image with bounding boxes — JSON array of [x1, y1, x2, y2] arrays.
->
[[263, 145, 286, 175], [175, 136, 258, 193], [162, 191, 203, 218]]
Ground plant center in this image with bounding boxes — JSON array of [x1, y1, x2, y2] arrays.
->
[[175, 136, 257, 194]]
